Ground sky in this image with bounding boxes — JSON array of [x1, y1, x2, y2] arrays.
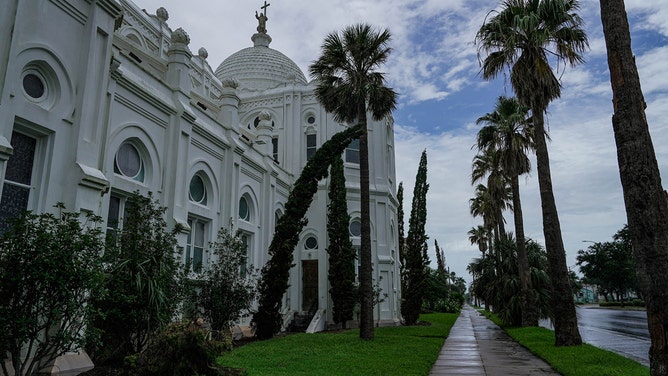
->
[[135, 0, 667, 285]]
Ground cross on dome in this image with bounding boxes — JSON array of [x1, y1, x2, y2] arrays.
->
[[255, 2, 270, 34]]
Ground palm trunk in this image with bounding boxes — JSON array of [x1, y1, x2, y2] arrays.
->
[[532, 109, 582, 346], [600, 1, 668, 373], [511, 175, 538, 326], [358, 107, 374, 340]]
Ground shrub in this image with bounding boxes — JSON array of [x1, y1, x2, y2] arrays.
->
[[125, 321, 232, 376], [631, 299, 645, 307], [192, 228, 258, 336], [88, 192, 186, 364], [0, 205, 105, 376]]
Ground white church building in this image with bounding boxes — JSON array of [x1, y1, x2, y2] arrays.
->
[[0, 0, 401, 348]]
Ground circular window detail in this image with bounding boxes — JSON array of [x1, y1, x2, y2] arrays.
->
[[114, 142, 144, 181], [307, 115, 316, 124], [349, 219, 362, 237], [305, 236, 318, 250], [239, 196, 250, 221], [23, 73, 45, 99], [189, 174, 207, 205]]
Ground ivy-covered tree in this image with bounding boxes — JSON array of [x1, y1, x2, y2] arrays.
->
[[0, 205, 105, 376], [195, 228, 258, 337], [88, 192, 185, 364], [253, 124, 363, 339], [401, 150, 430, 325], [326, 156, 357, 327]]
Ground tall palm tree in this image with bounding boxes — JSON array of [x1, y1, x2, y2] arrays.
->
[[471, 152, 511, 241], [309, 24, 397, 340], [476, 96, 538, 326], [476, 0, 588, 346], [600, 1, 668, 373]]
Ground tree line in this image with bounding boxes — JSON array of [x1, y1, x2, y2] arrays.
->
[[471, 0, 668, 374]]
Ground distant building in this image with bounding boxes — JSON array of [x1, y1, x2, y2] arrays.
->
[[1, 0, 401, 373], [575, 284, 598, 303]]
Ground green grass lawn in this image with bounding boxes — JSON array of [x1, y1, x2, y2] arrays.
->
[[218, 313, 458, 375], [481, 311, 650, 376]]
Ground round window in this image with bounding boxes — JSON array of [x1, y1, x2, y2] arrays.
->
[[349, 219, 361, 237], [305, 236, 318, 250], [239, 196, 250, 221], [114, 142, 143, 181], [307, 116, 316, 124], [23, 73, 45, 99], [189, 174, 207, 204]]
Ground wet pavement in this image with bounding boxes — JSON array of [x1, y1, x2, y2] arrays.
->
[[430, 305, 559, 375], [541, 306, 650, 367]]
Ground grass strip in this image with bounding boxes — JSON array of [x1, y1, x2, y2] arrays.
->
[[480, 311, 649, 376], [218, 312, 458, 375]]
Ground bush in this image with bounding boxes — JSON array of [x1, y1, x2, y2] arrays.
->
[[631, 299, 646, 307], [88, 192, 186, 364], [192, 228, 258, 335], [0, 205, 105, 376], [125, 321, 232, 376], [599, 300, 645, 308]]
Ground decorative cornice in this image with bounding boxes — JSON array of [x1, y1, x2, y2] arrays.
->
[[49, 0, 87, 25]]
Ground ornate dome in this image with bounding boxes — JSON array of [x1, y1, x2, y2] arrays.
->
[[215, 32, 307, 91]]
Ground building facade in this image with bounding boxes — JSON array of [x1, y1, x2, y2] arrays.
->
[[0, 0, 401, 345]]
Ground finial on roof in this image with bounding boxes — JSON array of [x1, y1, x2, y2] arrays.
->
[[171, 27, 190, 45], [252, 1, 272, 47], [156, 7, 168, 22], [255, 1, 270, 34]]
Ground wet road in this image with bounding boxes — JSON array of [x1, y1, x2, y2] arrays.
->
[[542, 306, 650, 367]]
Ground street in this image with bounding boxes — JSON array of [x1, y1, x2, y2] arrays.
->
[[541, 305, 650, 367]]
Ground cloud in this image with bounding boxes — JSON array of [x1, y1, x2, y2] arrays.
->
[[132, 0, 668, 285]]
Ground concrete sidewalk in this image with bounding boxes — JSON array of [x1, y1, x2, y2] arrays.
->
[[430, 305, 560, 375]]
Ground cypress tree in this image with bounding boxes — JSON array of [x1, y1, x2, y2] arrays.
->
[[326, 157, 357, 327], [397, 182, 406, 268], [435, 239, 445, 274], [401, 150, 430, 325]]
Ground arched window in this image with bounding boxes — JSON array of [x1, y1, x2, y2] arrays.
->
[[306, 133, 317, 160], [114, 142, 144, 182]]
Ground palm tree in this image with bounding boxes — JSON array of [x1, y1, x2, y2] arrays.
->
[[600, 1, 668, 372], [476, 96, 538, 326], [309, 24, 397, 340], [468, 225, 490, 259], [476, 0, 588, 346], [471, 152, 511, 241]]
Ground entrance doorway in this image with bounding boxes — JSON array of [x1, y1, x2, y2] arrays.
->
[[301, 260, 318, 312]]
